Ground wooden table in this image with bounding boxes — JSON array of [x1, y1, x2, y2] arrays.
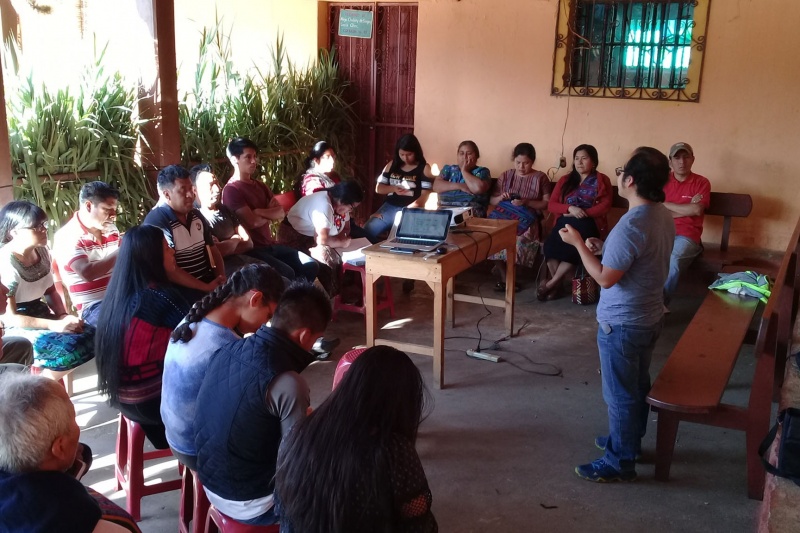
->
[[363, 218, 518, 388]]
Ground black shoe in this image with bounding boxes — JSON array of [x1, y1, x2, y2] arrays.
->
[[312, 337, 340, 354], [315, 351, 332, 361]]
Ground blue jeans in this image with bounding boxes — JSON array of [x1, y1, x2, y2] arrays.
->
[[663, 236, 703, 304], [597, 320, 662, 473], [247, 245, 319, 282], [363, 202, 404, 243]]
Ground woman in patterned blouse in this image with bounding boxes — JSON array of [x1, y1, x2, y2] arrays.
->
[[275, 346, 437, 532], [540, 144, 612, 301]]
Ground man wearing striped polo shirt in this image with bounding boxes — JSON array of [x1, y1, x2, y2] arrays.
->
[[53, 181, 121, 326], [144, 165, 226, 300]]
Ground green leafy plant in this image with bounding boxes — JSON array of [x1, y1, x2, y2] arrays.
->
[[179, 20, 357, 193], [4, 39, 155, 232]]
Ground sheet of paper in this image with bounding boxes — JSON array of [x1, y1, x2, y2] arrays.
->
[[340, 237, 372, 265]]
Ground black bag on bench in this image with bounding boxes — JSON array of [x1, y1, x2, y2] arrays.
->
[[759, 408, 800, 487]]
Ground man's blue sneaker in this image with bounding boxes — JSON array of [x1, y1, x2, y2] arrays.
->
[[575, 458, 637, 483], [594, 435, 643, 462]]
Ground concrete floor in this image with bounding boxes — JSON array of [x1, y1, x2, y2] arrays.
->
[[75, 267, 762, 532]]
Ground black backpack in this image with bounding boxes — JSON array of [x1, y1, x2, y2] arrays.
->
[[759, 407, 800, 487]]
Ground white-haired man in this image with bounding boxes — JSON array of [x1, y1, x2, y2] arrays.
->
[[0, 372, 135, 532]]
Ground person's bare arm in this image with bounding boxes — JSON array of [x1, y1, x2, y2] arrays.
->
[[69, 251, 118, 281], [210, 245, 226, 279], [461, 166, 490, 194], [234, 206, 270, 229], [253, 197, 286, 221], [3, 291, 81, 332], [525, 192, 550, 210], [43, 284, 68, 318], [408, 190, 431, 209], [213, 237, 240, 257], [663, 201, 704, 218], [316, 227, 350, 248], [235, 225, 254, 253], [432, 176, 470, 193], [166, 266, 220, 293]]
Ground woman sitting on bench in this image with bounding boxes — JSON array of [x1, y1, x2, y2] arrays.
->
[[540, 144, 612, 301], [0, 201, 93, 381], [362, 133, 435, 243]]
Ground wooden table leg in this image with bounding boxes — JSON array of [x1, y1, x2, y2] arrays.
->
[[365, 272, 377, 347], [433, 280, 446, 389], [504, 246, 516, 336], [446, 277, 455, 329]]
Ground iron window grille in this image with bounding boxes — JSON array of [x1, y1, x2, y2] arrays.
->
[[552, 0, 710, 102]]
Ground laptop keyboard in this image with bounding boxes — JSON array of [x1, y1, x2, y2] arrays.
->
[[397, 237, 434, 245]]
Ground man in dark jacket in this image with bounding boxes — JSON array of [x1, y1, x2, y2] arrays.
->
[[193, 282, 331, 526]]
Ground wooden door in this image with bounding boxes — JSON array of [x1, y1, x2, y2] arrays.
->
[[329, 3, 418, 212]]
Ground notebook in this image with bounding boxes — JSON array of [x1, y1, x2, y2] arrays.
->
[[379, 208, 453, 252]]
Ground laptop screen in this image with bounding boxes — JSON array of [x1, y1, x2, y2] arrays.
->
[[396, 208, 453, 240]]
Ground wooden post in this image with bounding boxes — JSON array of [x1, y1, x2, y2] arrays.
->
[[0, 52, 13, 204], [138, 0, 180, 173]]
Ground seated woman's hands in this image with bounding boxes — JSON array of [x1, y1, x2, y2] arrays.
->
[[499, 191, 525, 207], [567, 205, 588, 218], [50, 314, 84, 334]]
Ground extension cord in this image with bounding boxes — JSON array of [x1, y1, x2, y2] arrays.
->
[[466, 349, 501, 363]]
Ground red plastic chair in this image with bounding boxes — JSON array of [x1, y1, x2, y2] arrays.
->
[[114, 414, 182, 521], [179, 467, 210, 533], [331, 348, 367, 391], [333, 263, 395, 319], [205, 506, 279, 533], [273, 191, 297, 214]]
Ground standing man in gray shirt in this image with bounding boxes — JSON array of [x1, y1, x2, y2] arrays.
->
[[559, 147, 674, 482]]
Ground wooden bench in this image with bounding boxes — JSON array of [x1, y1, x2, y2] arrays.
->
[[646, 216, 800, 500], [611, 187, 774, 274]]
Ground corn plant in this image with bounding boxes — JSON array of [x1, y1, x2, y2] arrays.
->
[[3, 39, 155, 232], [179, 20, 357, 193]]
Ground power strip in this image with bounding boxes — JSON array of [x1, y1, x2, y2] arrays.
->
[[466, 349, 501, 363]]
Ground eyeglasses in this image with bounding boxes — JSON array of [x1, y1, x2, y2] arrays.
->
[[615, 167, 625, 178], [24, 221, 48, 232]]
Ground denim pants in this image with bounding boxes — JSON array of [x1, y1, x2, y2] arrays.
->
[[597, 320, 663, 472], [247, 245, 319, 282], [663, 236, 703, 304], [363, 202, 404, 243]]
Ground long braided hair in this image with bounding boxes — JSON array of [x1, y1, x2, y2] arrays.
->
[[170, 264, 285, 343]]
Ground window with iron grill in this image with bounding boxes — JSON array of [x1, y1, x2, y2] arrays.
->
[[552, 0, 710, 102]]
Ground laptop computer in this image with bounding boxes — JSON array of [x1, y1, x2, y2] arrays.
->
[[380, 208, 453, 252]]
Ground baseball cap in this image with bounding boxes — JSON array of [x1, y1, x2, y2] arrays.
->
[[669, 142, 694, 158]]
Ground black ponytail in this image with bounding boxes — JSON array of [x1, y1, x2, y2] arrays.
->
[[170, 264, 286, 343]]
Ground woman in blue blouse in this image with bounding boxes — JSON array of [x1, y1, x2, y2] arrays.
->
[[433, 140, 492, 218]]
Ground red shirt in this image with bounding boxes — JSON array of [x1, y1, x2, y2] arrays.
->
[[221, 179, 276, 247], [663, 172, 711, 243]]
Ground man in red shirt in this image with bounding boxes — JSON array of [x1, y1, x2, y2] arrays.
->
[[221, 138, 318, 283], [662, 142, 711, 306]]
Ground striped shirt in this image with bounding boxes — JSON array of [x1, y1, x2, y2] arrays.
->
[[144, 205, 215, 283], [53, 213, 120, 310]]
